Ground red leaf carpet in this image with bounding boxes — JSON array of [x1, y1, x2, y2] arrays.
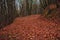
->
[[0, 14, 60, 40]]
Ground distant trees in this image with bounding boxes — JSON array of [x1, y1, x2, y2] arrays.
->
[[0, 0, 57, 28]]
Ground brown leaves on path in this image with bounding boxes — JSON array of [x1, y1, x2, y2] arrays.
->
[[0, 14, 60, 40]]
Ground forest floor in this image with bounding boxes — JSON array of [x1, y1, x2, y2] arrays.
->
[[0, 14, 60, 40]]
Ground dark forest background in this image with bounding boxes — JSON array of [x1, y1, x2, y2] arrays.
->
[[0, 0, 59, 28]]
